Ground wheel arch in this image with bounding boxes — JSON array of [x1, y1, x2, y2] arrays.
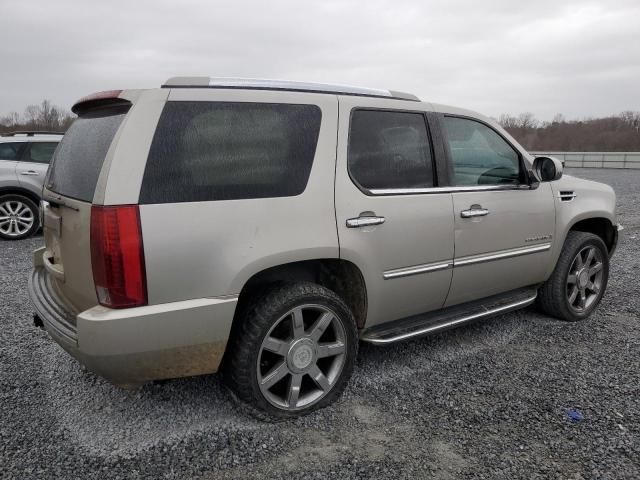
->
[[567, 216, 617, 256], [231, 258, 368, 330], [221, 259, 368, 368], [0, 186, 41, 205]]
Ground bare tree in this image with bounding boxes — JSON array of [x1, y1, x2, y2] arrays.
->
[[517, 112, 538, 129], [0, 111, 21, 127], [498, 114, 519, 129], [1, 99, 75, 133]]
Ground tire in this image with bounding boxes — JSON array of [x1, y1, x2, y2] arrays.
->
[[538, 231, 609, 321], [0, 194, 39, 240], [224, 282, 358, 420]]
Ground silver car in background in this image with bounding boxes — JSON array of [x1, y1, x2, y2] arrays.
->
[[0, 132, 62, 239]]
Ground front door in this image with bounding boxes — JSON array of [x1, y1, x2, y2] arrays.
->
[[440, 115, 556, 306], [335, 97, 455, 328]]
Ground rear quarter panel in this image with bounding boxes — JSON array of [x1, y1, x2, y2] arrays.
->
[[136, 90, 339, 304]]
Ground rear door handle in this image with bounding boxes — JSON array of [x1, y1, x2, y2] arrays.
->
[[20, 170, 39, 176], [346, 213, 385, 228], [461, 205, 489, 218]]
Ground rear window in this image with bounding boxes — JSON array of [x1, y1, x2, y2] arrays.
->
[[46, 107, 127, 201], [139, 101, 322, 204]]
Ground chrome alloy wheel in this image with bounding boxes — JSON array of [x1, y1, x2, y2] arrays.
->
[[0, 200, 35, 238], [257, 304, 347, 411], [566, 245, 604, 313]]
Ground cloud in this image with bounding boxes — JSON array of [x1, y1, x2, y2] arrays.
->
[[1, 0, 638, 120]]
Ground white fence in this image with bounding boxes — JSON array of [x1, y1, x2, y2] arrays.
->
[[530, 152, 640, 169]]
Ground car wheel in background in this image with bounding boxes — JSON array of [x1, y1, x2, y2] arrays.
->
[[0, 194, 40, 240]]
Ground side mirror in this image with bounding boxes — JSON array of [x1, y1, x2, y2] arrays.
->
[[532, 156, 563, 182]]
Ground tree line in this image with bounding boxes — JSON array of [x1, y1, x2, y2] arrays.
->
[[0, 100, 75, 134], [1, 100, 639, 152], [499, 111, 640, 152]]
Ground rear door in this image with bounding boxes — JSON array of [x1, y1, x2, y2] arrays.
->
[[42, 105, 130, 313], [335, 97, 454, 328], [17, 141, 58, 194], [439, 115, 555, 306], [0, 141, 23, 187]]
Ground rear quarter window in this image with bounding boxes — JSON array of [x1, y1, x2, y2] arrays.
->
[[139, 101, 322, 204], [46, 107, 127, 201]]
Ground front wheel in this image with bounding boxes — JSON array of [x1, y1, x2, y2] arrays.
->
[[538, 231, 609, 321], [225, 283, 358, 420]]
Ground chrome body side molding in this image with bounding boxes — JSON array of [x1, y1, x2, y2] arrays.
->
[[383, 261, 452, 280], [382, 243, 551, 279], [453, 243, 551, 267]]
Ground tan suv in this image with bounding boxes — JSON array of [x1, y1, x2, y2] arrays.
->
[[29, 78, 620, 419]]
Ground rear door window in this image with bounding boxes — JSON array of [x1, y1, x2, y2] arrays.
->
[[139, 102, 322, 204], [348, 110, 434, 191], [21, 142, 59, 164], [0, 142, 25, 160], [46, 107, 128, 201]]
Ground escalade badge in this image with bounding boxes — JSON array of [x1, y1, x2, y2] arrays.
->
[[526, 234, 553, 243]]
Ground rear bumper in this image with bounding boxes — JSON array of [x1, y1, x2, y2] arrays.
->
[[29, 265, 237, 385]]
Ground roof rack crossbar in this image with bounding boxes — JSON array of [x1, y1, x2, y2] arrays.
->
[[1, 131, 64, 137]]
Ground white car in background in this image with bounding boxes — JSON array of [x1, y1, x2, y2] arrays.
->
[[0, 132, 62, 239]]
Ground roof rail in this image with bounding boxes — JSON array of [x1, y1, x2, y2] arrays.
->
[[1, 131, 64, 137], [162, 77, 420, 102]]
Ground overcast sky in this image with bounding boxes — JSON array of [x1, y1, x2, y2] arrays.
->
[[1, 0, 638, 121]]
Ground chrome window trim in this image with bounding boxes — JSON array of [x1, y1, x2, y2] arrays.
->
[[383, 261, 452, 280], [369, 184, 529, 195], [382, 243, 551, 280], [454, 243, 551, 267]]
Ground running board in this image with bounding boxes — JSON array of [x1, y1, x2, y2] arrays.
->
[[361, 288, 538, 345]]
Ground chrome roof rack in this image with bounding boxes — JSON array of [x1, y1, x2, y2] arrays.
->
[[162, 77, 420, 101]]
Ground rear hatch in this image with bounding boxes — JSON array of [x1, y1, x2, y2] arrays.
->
[[41, 98, 131, 316]]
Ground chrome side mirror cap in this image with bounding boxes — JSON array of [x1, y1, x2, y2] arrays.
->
[[532, 156, 563, 182]]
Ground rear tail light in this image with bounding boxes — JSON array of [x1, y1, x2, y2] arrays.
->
[[90, 205, 147, 308]]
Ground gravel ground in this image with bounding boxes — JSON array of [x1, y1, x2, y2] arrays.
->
[[1, 168, 639, 479]]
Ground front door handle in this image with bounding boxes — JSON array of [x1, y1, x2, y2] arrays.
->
[[346, 213, 385, 228], [20, 170, 39, 176], [461, 205, 489, 218]]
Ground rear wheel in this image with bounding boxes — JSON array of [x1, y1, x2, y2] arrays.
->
[[225, 282, 358, 420], [538, 231, 609, 321], [0, 194, 39, 240]]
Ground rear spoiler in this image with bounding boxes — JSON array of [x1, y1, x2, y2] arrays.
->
[[71, 90, 131, 115]]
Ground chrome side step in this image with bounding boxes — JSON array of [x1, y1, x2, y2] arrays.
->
[[361, 288, 538, 345]]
